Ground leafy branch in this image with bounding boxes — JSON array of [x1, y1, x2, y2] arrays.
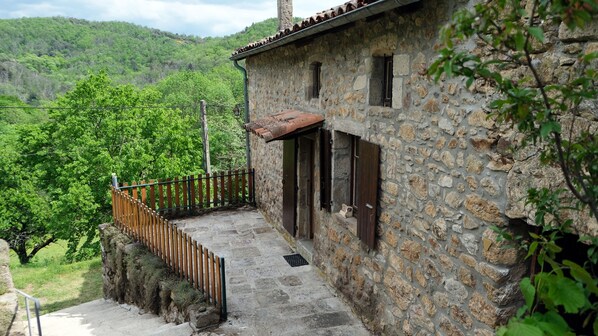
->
[[430, 0, 598, 334]]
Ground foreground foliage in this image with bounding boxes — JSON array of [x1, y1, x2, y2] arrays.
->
[[1, 72, 206, 262], [430, 0, 597, 334]]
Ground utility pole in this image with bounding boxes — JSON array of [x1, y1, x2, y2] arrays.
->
[[200, 100, 211, 175]]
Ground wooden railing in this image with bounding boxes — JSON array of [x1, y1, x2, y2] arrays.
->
[[117, 169, 255, 217], [111, 187, 227, 319]]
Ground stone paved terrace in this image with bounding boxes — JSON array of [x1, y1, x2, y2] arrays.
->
[[172, 207, 371, 336]]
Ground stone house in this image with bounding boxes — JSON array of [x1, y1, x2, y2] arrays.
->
[[231, 0, 598, 334]]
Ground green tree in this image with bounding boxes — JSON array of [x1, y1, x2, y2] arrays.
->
[[12, 71, 204, 262], [155, 70, 246, 170], [0, 96, 53, 264], [429, 0, 597, 334], [0, 125, 53, 264]]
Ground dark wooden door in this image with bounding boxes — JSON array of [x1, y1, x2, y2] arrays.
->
[[282, 139, 297, 236]]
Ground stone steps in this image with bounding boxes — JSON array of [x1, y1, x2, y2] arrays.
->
[[37, 299, 196, 336]]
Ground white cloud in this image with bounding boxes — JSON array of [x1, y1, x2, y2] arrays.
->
[[0, 0, 349, 36]]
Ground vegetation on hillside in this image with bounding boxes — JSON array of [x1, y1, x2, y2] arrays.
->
[[0, 17, 278, 103]]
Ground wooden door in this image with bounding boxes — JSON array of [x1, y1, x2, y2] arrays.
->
[[282, 139, 297, 236], [298, 136, 315, 239]]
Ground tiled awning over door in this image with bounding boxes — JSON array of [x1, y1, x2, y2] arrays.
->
[[244, 110, 324, 142]]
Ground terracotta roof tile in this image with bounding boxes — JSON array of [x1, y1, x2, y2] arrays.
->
[[232, 0, 382, 58], [244, 110, 324, 142]]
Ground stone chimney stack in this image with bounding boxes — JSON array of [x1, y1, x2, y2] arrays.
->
[[277, 0, 293, 31]]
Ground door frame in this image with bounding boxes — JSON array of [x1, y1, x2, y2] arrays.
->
[[282, 139, 297, 236]]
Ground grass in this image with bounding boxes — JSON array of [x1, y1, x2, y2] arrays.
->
[[9, 241, 103, 315]]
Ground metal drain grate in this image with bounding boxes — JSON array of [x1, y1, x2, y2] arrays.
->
[[283, 254, 309, 267]]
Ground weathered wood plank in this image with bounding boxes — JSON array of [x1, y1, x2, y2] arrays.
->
[[204, 247, 210, 297], [210, 251, 216, 303], [227, 171, 232, 205], [213, 173, 218, 207], [149, 180, 156, 210], [190, 175, 196, 210], [205, 173, 210, 209], [158, 179, 165, 212], [140, 180, 147, 205], [174, 177, 181, 215], [242, 169, 247, 203]]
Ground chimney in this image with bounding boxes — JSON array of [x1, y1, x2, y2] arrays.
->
[[277, 0, 293, 31]]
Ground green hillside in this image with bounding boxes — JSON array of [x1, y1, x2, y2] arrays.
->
[[0, 17, 278, 103]]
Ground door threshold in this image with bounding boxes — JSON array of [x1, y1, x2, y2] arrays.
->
[[296, 239, 314, 265]]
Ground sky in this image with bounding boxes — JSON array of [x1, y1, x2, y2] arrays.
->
[[0, 0, 346, 37]]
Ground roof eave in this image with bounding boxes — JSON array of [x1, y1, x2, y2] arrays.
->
[[230, 0, 421, 61]]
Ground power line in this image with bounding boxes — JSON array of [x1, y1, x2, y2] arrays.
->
[[0, 102, 237, 110], [0, 105, 194, 110]]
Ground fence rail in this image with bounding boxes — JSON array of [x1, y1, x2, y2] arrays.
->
[[15, 289, 42, 336], [117, 169, 255, 217], [111, 187, 227, 318]]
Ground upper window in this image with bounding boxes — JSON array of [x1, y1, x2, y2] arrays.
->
[[309, 62, 322, 99], [369, 54, 393, 107]]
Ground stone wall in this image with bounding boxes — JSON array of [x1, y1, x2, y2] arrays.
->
[[99, 224, 220, 330], [244, 0, 597, 335]]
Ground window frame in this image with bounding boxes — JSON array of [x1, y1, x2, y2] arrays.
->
[[368, 54, 394, 107], [310, 62, 322, 99], [330, 131, 380, 249]]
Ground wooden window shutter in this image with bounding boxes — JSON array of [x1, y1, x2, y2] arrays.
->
[[320, 129, 332, 211], [356, 139, 380, 249]]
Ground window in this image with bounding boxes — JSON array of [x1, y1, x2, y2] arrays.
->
[[329, 131, 380, 249], [382, 56, 393, 107], [369, 54, 393, 107], [309, 62, 322, 99]]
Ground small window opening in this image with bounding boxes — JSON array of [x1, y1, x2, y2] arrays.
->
[[369, 54, 393, 107], [382, 56, 393, 107], [310, 62, 322, 99]]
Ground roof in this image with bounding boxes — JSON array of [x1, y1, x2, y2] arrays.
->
[[231, 0, 420, 60], [244, 110, 324, 142]]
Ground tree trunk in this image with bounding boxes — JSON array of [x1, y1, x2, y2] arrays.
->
[[14, 242, 30, 265]]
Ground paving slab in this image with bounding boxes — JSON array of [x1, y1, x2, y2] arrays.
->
[[173, 208, 371, 336]]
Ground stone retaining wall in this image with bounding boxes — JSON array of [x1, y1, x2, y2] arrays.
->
[[0, 240, 19, 336], [99, 224, 220, 330], [244, 0, 597, 335]]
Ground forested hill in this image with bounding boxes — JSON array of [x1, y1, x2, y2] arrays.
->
[[0, 17, 278, 103]]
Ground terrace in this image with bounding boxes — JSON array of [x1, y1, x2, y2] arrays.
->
[[109, 169, 370, 335]]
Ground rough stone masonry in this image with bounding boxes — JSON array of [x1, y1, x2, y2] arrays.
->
[[242, 0, 597, 335]]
